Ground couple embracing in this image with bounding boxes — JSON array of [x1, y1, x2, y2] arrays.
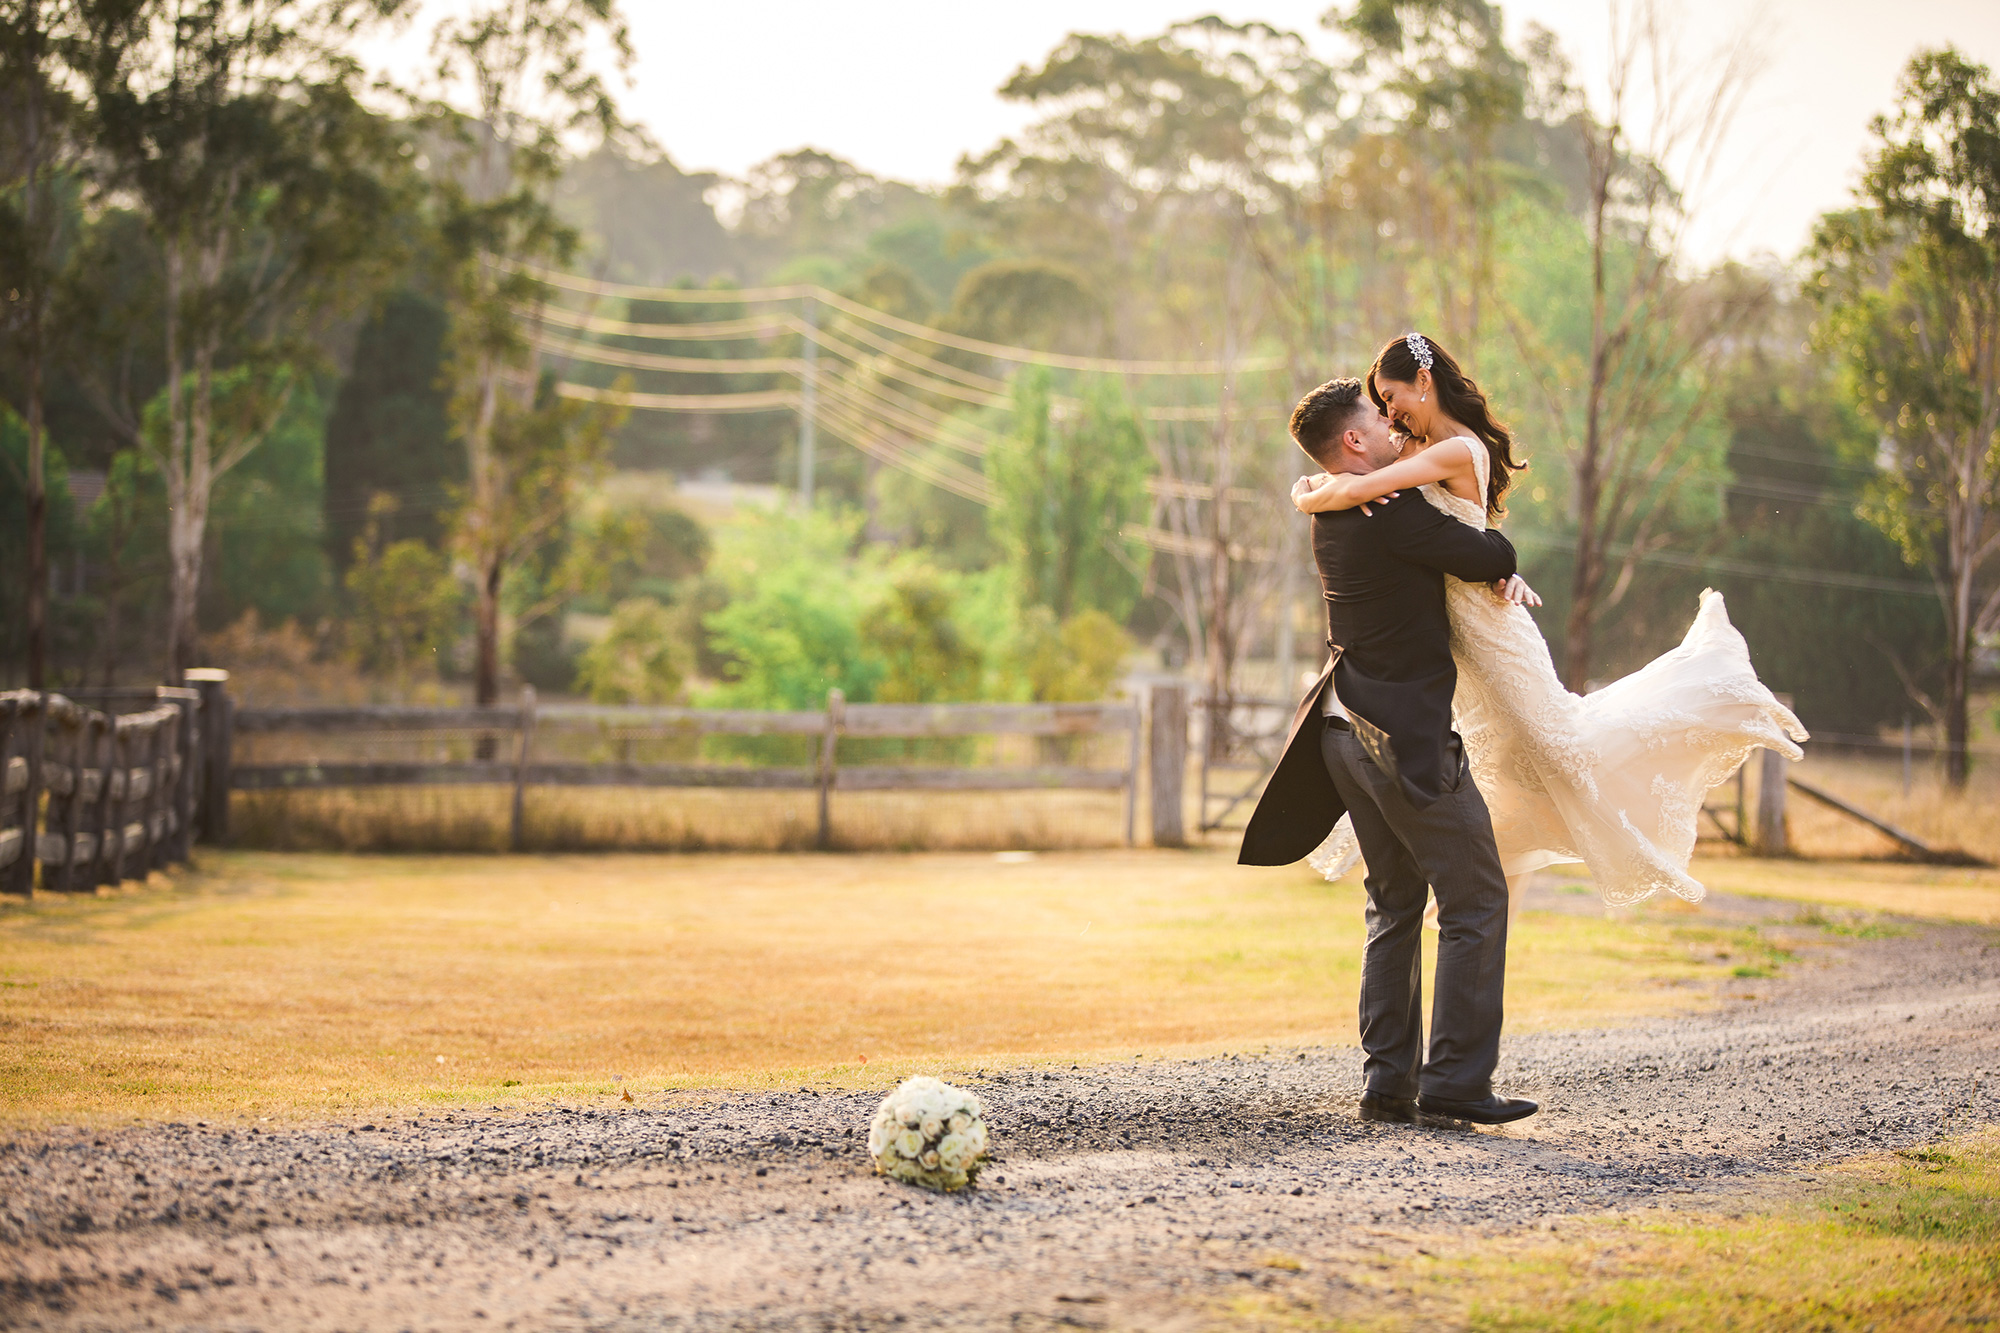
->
[[1240, 332, 1808, 1127]]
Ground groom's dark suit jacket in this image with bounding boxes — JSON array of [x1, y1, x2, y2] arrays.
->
[[1239, 489, 1518, 866]]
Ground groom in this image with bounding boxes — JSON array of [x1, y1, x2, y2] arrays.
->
[[1240, 377, 1537, 1127]]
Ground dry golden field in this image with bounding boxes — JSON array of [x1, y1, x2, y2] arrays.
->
[[0, 847, 1884, 1127], [1779, 750, 2000, 864]]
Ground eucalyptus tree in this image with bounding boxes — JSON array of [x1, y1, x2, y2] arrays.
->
[[1495, 2, 1763, 689], [957, 18, 1333, 715], [988, 370, 1150, 623], [84, 0, 417, 680], [422, 0, 633, 708], [1324, 0, 1525, 363], [1813, 47, 2000, 786], [959, 18, 1326, 357]]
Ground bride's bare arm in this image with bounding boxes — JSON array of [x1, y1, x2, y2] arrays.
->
[[1293, 443, 1470, 514]]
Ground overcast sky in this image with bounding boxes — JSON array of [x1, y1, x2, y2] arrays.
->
[[366, 1, 2000, 268]]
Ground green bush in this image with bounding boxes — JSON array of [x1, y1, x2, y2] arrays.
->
[[573, 596, 686, 704]]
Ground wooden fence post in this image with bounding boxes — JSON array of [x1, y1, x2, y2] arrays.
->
[[46, 702, 93, 891], [72, 712, 113, 891], [165, 689, 197, 863], [139, 712, 171, 875], [1123, 702, 1141, 848], [1754, 746, 1790, 856], [1754, 692, 1795, 857], [186, 669, 231, 846], [816, 688, 844, 851], [100, 722, 131, 886], [14, 693, 46, 895], [510, 686, 537, 852], [1150, 682, 1188, 848], [0, 694, 31, 894]]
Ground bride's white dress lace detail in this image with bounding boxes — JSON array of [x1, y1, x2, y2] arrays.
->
[[1307, 437, 1808, 905]]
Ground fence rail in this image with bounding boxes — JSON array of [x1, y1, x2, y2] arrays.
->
[[228, 688, 1168, 850]]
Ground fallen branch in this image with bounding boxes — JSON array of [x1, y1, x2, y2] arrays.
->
[[1786, 776, 1990, 866]]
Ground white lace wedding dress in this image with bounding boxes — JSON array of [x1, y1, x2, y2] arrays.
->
[[1308, 436, 1809, 905]]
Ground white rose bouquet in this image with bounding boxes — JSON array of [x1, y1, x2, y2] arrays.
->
[[867, 1075, 989, 1191]]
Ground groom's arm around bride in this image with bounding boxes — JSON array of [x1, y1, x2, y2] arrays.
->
[[1239, 487, 1516, 866]]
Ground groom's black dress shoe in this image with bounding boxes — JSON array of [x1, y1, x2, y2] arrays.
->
[[1358, 1090, 1421, 1124], [1418, 1093, 1540, 1125]]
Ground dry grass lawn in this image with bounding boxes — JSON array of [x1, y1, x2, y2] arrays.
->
[[1782, 752, 2000, 865], [1685, 857, 2000, 925], [0, 848, 1780, 1126], [1219, 1130, 2000, 1331]]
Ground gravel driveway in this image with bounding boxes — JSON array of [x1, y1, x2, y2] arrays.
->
[[4, 889, 1997, 1332]]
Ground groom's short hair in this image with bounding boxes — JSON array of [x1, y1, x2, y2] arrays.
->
[[1290, 377, 1372, 466]]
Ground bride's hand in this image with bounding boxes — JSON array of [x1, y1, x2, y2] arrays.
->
[[1492, 575, 1542, 607], [1293, 473, 1349, 513]]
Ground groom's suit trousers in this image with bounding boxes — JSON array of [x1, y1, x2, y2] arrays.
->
[[1320, 722, 1509, 1102]]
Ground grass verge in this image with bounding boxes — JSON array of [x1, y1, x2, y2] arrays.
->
[[1687, 856, 2000, 926], [1217, 1130, 2000, 1332], [0, 848, 1802, 1126]]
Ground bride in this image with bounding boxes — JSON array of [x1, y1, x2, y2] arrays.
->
[[1290, 331, 1808, 911]]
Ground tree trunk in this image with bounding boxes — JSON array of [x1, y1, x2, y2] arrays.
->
[[1564, 486, 1602, 689], [1205, 536, 1233, 760], [164, 462, 207, 687], [1944, 513, 1974, 788], [20, 1, 47, 689], [25, 352, 47, 690], [1943, 630, 1968, 788], [1565, 144, 1615, 693], [165, 338, 218, 686], [98, 512, 124, 688], [467, 353, 502, 710], [474, 552, 503, 762], [475, 553, 502, 708], [160, 242, 190, 683]]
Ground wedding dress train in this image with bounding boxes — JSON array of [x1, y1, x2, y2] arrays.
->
[[1307, 437, 1808, 906]]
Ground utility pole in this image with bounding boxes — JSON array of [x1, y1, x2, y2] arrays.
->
[[798, 295, 818, 507]]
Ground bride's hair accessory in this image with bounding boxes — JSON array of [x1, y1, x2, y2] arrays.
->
[[1404, 332, 1434, 373]]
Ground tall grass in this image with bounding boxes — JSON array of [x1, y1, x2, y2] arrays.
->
[[231, 786, 1136, 853], [1778, 752, 2000, 864]]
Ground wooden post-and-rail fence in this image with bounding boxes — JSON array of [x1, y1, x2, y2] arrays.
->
[[6, 675, 1967, 867], [0, 670, 231, 893], [226, 686, 1192, 851], [0, 677, 1187, 877]]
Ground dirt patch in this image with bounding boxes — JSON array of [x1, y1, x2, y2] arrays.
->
[[3, 904, 1997, 1331]]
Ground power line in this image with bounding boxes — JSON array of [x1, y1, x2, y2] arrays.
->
[[514, 260, 1290, 377], [1509, 532, 1935, 597], [538, 302, 1283, 425], [535, 329, 802, 376], [534, 304, 793, 342], [555, 383, 799, 413]]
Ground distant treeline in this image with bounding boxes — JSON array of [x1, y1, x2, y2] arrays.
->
[[1, 3, 1993, 778]]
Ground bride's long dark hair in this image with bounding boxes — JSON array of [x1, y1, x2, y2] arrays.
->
[[1366, 333, 1526, 521]]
